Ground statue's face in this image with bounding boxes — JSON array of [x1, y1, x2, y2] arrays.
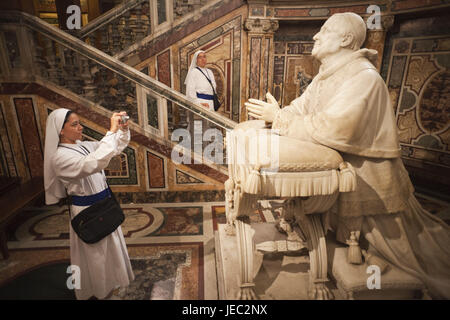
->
[[312, 17, 345, 61]]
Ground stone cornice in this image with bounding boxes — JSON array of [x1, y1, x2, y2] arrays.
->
[[244, 18, 279, 33]]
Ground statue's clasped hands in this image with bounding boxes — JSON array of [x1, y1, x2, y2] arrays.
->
[[245, 92, 280, 123]]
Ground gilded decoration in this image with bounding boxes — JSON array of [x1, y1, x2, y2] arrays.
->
[[273, 41, 320, 106], [419, 70, 450, 134], [405, 56, 440, 95], [387, 35, 450, 168]]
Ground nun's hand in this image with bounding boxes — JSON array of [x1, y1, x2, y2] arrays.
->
[[118, 111, 129, 131], [245, 92, 280, 123], [110, 112, 123, 133]]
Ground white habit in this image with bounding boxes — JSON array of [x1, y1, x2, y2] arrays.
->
[[53, 129, 135, 300], [185, 50, 217, 111]]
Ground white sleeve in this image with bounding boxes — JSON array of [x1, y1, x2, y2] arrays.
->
[[115, 128, 130, 154], [186, 71, 202, 105], [54, 132, 120, 181]]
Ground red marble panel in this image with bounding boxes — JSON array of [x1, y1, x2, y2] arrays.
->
[[274, 8, 309, 17], [392, 0, 443, 11], [249, 37, 261, 99], [226, 61, 231, 112], [329, 5, 367, 15], [201, 38, 221, 51], [147, 151, 165, 188], [0, 106, 18, 177], [13, 98, 44, 178], [262, 37, 270, 95], [157, 50, 171, 87]]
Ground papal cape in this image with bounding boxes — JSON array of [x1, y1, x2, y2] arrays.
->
[[272, 49, 450, 299]]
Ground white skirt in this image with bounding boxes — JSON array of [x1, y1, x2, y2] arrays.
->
[[69, 204, 135, 300]]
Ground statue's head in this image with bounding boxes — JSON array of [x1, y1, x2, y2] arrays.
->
[[312, 12, 366, 62]]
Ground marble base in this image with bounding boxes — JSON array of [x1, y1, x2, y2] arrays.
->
[[326, 238, 426, 300], [215, 222, 342, 300]]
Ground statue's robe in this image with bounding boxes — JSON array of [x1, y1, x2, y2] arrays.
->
[[272, 49, 450, 299]]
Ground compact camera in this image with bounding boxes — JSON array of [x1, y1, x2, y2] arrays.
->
[[121, 115, 129, 124]]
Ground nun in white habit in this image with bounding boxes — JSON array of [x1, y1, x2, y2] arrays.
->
[[44, 108, 134, 300], [185, 50, 217, 111]]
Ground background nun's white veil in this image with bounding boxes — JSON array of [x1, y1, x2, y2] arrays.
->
[[184, 50, 205, 86], [44, 108, 70, 204]]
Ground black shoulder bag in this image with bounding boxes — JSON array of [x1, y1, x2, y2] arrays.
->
[[60, 145, 125, 244], [196, 67, 221, 111]]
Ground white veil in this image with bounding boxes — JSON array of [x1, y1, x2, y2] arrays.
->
[[184, 50, 205, 85], [44, 108, 70, 204]]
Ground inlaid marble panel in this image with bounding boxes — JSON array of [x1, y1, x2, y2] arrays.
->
[[157, 49, 171, 87], [392, 0, 444, 11], [175, 169, 204, 184], [81, 126, 138, 185], [272, 41, 319, 107], [147, 151, 165, 189], [387, 35, 450, 169], [0, 103, 17, 177], [249, 37, 261, 99], [13, 98, 43, 178], [179, 15, 242, 121]]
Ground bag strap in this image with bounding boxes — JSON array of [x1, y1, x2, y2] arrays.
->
[[58, 144, 117, 208], [58, 144, 89, 156], [195, 67, 218, 96]]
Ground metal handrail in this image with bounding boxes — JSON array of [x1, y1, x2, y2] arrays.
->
[[0, 11, 237, 131]]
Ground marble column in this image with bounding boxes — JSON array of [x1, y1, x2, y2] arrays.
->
[[244, 18, 279, 104], [365, 15, 394, 72]]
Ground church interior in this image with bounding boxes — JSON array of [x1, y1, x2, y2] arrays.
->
[[0, 0, 449, 300]]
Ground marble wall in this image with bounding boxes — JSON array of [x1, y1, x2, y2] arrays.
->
[[2, 0, 449, 196], [133, 4, 247, 123], [0, 88, 225, 198], [382, 13, 450, 189]]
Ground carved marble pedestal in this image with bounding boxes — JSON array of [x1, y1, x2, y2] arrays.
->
[[216, 222, 341, 300], [224, 120, 357, 300]]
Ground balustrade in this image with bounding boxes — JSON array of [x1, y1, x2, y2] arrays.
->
[[0, 11, 233, 169], [79, 0, 151, 56]]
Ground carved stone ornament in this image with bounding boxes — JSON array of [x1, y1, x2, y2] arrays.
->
[[244, 18, 279, 33], [381, 15, 395, 31]]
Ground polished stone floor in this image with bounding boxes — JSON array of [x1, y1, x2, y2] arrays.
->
[[0, 192, 448, 300]]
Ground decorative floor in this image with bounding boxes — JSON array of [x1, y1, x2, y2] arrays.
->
[[1, 202, 221, 300], [0, 192, 449, 300]]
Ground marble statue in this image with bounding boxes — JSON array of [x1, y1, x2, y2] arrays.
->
[[225, 12, 450, 300]]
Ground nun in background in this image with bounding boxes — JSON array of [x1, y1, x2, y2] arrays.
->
[[43, 108, 134, 300], [185, 50, 218, 112]]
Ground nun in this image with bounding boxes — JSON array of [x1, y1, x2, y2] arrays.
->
[[43, 108, 134, 300], [185, 50, 218, 111]]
